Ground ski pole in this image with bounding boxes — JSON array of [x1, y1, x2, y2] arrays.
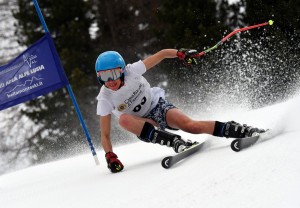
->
[[197, 20, 274, 57], [33, 0, 100, 165]]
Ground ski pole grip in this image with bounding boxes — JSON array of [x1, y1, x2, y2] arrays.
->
[[197, 52, 205, 57]]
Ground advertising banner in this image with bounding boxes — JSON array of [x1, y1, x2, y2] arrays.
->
[[0, 33, 69, 111]]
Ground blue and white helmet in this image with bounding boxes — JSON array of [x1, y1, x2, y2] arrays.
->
[[95, 51, 126, 84], [95, 51, 125, 71]]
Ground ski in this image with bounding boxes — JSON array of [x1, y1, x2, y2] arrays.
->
[[231, 131, 269, 152], [161, 141, 205, 169]]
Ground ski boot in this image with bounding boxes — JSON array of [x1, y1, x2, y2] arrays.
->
[[223, 121, 266, 138], [139, 122, 196, 153], [151, 129, 194, 153]]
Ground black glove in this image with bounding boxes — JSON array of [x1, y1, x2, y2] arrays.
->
[[105, 152, 124, 173], [177, 48, 200, 65]]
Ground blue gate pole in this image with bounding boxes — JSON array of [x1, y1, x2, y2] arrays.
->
[[32, 0, 99, 165]]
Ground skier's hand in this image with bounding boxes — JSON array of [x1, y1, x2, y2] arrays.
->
[[177, 48, 200, 66], [105, 152, 124, 173]]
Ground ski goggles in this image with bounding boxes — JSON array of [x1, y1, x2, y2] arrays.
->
[[97, 68, 123, 82]]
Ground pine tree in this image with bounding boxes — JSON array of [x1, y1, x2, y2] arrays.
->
[[12, 0, 98, 163], [93, 0, 161, 61], [0, 0, 25, 64], [155, 0, 229, 49]]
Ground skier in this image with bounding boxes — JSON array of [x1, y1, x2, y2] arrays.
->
[[95, 49, 265, 173]]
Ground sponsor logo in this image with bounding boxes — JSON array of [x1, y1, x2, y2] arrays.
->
[[6, 76, 44, 94], [124, 83, 143, 107], [23, 53, 38, 68], [117, 103, 127, 111], [6, 80, 44, 98]]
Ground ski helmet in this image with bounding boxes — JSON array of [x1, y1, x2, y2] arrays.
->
[[95, 51, 126, 84]]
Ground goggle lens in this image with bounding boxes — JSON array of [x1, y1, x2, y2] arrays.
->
[[97, 68, 122, 82]]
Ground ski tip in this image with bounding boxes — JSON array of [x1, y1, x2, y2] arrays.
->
[[231, 139, 241, 152], [161, 156, 172, 169]]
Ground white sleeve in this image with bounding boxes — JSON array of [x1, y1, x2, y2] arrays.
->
[[125, 60, 146, 76], [97, 99, 114, 116]]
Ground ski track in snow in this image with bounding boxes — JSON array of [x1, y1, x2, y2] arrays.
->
[[1, 95, 300, 208]]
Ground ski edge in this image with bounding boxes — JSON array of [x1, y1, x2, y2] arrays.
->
[[161, 141, 205, 169], [230, 133, 262, 152]]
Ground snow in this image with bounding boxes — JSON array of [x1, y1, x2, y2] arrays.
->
[[1, 95, 300, 208], [228, 0, 240, 5]]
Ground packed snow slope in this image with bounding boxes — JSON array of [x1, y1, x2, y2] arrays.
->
[[1, 95, 300, 208]]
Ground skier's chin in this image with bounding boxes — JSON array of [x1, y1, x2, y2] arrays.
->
[[105, 80, 120, 91]]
